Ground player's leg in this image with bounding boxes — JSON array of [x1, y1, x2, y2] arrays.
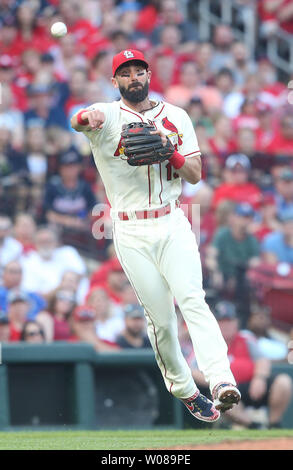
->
[[160, 210, 237, 394], [112, 222, 196, 399]]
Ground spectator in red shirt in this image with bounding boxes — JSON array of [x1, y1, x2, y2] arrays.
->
[[212, 154, 262, 210], [148, 47, 177, 96], [135, 0, 160, 35], [257, 60, 287, 103], [255, 102, 276, 153], [232, 97, 259, 133], [36, 289, 77, 342], [277, 0, 293, 34], [80, 25, 113, 61], [90, 257, 128, 305], [265, 113, 293, 157], [208, 114, 237, 166], [70, 304, 119, 351], [90, 256, 123, 288], [17, 49, 42, 88], [0, 14, 24, 63], [14, 2, 54, 54], [58, 0, 97, 46], [258, 0, 280, 38], [7, 290, 31, 341]]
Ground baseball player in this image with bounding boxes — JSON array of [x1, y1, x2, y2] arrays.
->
[[71, 49, 241, 422]]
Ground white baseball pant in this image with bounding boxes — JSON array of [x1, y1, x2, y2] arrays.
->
[[112, 206, 236, 399]]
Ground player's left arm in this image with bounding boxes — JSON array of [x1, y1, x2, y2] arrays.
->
[[152, 130, 202, 184], [172, 155, 201, 184], [155, 108, 202, 184]]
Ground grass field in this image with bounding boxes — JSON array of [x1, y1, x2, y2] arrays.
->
[[0, 429, 292, 450]]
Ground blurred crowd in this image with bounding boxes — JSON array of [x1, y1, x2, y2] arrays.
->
[[0, 0, 293, 428]]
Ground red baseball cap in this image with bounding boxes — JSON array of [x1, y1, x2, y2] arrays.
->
[[73, 305, 96, 322], [112, 49, 149, 76]]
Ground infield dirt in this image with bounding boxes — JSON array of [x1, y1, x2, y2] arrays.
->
[[160, 437, 293, 450]]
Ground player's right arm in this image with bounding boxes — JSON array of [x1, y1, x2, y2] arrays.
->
[[70, 107, 105, 132]]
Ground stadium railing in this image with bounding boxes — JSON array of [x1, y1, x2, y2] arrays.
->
[[0, 343, 292, 430], [267, 28, 293, 76], [190, 0, 257, 55], [0, 343, 184, 431], [190, 0, 293, 78]]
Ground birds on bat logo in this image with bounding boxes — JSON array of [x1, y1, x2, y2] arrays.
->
[[114, 136, 125, 156], [161, 117, 183, 148]]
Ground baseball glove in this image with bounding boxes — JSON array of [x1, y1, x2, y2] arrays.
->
[[121, 122, 175, 166]]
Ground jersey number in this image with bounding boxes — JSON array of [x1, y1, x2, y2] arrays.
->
[[166, 162, 179, 181]]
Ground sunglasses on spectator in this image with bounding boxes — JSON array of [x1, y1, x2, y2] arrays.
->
[[25, 330, 43, 337]]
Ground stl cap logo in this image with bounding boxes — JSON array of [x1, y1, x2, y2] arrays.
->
[[124, 51, 135, 58]]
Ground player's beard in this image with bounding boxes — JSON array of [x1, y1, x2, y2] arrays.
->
[[119, 81, 149, 103]]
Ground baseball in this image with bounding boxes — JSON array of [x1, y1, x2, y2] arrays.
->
[[50, 22, 67, 38]]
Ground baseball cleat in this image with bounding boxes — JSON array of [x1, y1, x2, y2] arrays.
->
[[181, 390, 220, 423], [212, 382, 241, 412]]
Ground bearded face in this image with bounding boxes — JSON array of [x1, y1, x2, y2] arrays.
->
[[118, 80, 149, 103], [114, 61, 150, 103]]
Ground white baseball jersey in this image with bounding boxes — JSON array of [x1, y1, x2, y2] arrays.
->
[[81, 98, 236, 400], [83, 99, 201, 211]]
